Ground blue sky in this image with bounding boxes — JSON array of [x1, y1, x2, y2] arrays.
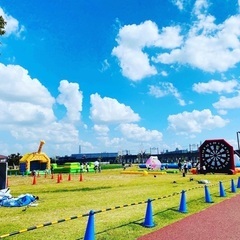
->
[[0, 0, 240, 157]]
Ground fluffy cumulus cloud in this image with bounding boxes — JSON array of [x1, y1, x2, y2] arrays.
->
[[213, 94, 240, 109], [0, 63, 55, 125], [192, 79, 240, 112], [155, 0, 240, 72], [0, 63, 83, 155], [193, 79, 239, 94], [56, 80, 83, 122], [112, 20, 182, 81], [168, 109, 229, 134], [113, 1, 240, 80], [149, 82, 186, 106], [119, 123, 163, 142], [90, 93, 140, 123], [0, 7, 25, 37]]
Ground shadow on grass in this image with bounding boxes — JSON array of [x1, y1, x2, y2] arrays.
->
[[40, 186, 112, 193], [75, 195, 211, 240], [76, 187, 234, 239], [75, 216, 146, 240]]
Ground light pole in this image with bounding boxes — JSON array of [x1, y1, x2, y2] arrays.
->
[[237, 131, 240, 150]]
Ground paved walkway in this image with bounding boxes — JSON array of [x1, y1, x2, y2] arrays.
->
[[138, 194, 240, 240]]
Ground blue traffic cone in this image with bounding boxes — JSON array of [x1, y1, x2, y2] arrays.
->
[[204, 185, 213, 203], [237, 177, 240, 188], [143, 199, 155, 228], [231, 179, 236, 193], [84, 210, 95, 240], [179, 190, 187, 213], [219, 181, 226, 197]]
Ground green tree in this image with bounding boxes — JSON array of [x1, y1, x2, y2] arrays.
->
[[0, 15, 6, 36], [7, 153, 22, 167]]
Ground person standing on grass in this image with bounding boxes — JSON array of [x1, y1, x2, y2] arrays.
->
[[80, 163, 84, 173], [202, 165, 206, 175], [178, 160, 182, 172], [183, 161, 188, 174], [86, 163, 89, 172]]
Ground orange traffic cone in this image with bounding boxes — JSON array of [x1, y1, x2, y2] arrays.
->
[[57, 174, 61, 183], [51, 173, 54, 179], [68, 173, 71, 181], [32, 175, 37, 185], [80, 173, 83, 182]]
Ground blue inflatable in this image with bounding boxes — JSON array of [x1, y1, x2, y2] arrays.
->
[[0, 193, 38, 207]]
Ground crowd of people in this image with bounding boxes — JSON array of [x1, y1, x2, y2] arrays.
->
[[178, 160, 207, 175]]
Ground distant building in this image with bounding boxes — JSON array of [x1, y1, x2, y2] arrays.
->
[[56, 152, 119, 164]]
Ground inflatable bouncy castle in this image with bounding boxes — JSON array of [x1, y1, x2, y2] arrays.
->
[[19, 140, 50, 175]]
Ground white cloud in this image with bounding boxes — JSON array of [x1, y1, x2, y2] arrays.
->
[[93, 124, 109, 136], [119, 123, 163, 142], [149, 82, 186, 106], [56, 80, 83, 122], [112, 20, 182, 81], [90, 93, 140, 123], [168, 109, 229, 134], [213, 94, 240, 109], [0, 100, 54, 125], [0, 63, 82, 155], [100, 59, 110, 72], [193, 79, 239, 93], [193, 0, 209, 17], [160, 71, 168, 77], [112, 45, 157, 81], [96, 136, 123, 149], [0, 7, 25, 37], [11, 122, 79, 144], [172, 0, 184, 11], [154, 26, 183, 49], [154, 4, 240, 72], [0, 63, 55, 125], [217, 109, 227, 115], [113, 4, 240, 78]]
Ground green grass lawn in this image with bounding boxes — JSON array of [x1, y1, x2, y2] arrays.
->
[[0, 166, 239, 240]]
